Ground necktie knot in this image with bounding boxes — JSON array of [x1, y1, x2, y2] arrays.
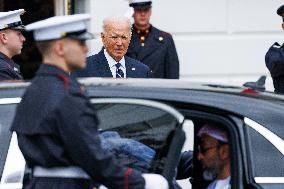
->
[[115, 63, 124, 78], [115, 63, 122, 69]]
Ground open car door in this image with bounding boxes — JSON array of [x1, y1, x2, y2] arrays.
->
[[90, 98, 186, 188]]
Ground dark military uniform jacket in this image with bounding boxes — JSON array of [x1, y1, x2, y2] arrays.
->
[[126, 25, 179, 79], [0, 52, 22, 80], [73, 49, 151, 78], [11, 64, 145, 189], [265, 42, 284, 94]]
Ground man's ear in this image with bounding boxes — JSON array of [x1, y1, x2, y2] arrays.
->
[[101, 32, 105, 40], [0, 31, 8, 44], [54, 40, 65, 56]]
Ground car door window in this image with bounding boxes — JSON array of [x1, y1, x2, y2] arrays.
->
[[91, 98, 185, 180], [0, 99, 25, 189], [245, 118, 284, 178], [0, 104, 17, 179]]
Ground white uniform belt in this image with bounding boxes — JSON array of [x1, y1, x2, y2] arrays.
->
[[33, 166, 91, 179]]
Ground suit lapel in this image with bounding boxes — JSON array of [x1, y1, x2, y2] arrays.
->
[[125, 57, 137, 78], [95, 50, 113, 77]]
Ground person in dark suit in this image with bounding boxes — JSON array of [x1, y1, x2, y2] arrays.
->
[[11, 14, 168, 189], [0, 9, 26, 80], [73, 16, 150, 78], [126, 0, 179, 79], [265, 4, 284, 94]]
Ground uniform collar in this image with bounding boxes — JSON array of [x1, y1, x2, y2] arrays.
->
[[133, 24, 152, 34], [0, 51, 15, 66], [36, 64, 70, 77]]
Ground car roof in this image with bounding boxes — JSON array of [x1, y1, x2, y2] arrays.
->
[[1, 78, 284, 130]]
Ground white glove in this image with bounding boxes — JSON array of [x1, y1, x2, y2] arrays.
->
[[98, 185, 108, 189], [142, 173, 169, 189]]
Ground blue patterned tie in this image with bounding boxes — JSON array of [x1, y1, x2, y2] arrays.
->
[[115, 63, 124, 78]]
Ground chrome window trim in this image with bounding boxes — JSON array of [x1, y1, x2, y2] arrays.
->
[[0, 98, 21, 105], [90, 98, 184, 124], [0, 132, 25, 186], [244, 117, 284, 156], [0, 183, 22, 189], [254, 177, 284, 183]]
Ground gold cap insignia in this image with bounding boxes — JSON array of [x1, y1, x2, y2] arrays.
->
[[60, 32, 66, 37]]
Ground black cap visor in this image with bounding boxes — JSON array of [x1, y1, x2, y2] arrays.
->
[[130, 2, 152, 10], [12, 25, 25, 31], [65, 30, 94, 41], [1, 21, 25, 31], [277, 5, 284, 16]]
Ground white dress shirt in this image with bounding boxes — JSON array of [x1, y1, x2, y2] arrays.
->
[[104, 49, 126, 78], [207, 176, 231, 189]]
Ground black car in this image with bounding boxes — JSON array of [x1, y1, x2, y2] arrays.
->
[[0, 78, 284, 189]]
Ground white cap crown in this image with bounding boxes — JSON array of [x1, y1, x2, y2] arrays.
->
[[25, 14, 93, 41], [0, 9, 25, 30]]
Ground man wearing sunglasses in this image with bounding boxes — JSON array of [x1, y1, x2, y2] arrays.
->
[[197, 123, 230, 189]]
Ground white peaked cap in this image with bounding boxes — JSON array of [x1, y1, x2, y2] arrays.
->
[[0, 9, 25, 30], [25, 14, 94, 41]]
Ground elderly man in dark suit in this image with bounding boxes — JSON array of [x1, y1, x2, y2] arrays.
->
[[126, 0, 179, 79], [73, 16, 150, 78]]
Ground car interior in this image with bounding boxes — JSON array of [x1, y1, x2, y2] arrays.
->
[[176, 108, 239, 189]]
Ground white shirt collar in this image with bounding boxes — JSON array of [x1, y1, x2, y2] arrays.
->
[[104, 49, 126, 78]]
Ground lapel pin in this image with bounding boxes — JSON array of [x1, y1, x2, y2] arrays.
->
[[159, 36, 163, 41], [132, 68, 136, 71], [14, 67, 19, 72]]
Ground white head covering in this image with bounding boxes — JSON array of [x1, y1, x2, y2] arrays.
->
[[197, 123, 228, 143], [0, 9, 25, 30], [25, 14, 94, 41]]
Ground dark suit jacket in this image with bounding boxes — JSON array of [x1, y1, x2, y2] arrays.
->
[[73, 49, 150, 78], [0, 52, 23, 80], [126, 25, 179, 79]]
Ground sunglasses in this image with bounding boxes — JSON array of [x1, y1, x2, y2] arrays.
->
[[198, 145, 220, 155], [198, 142, 227, 155]]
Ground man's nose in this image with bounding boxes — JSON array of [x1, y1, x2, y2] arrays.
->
[[21, 34, 26, 42], [116, 38, 123, 45], [82, 44, 88, 53]]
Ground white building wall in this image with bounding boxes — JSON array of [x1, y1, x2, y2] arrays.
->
[[79, 0, 284, 91]]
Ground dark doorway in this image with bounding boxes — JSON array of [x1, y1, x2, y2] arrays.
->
[[0, 0, 55, 79]]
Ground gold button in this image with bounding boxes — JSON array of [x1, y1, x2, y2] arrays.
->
[[141, 43, 145, 47], [137, 30, 141, 34], [140, 36, 145, 40]]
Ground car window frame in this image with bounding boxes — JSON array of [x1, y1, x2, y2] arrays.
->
[[244, 117, 284, 185], [0, 97, 24, 189]]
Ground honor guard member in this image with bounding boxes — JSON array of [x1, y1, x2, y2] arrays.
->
[[0, 9, 26, 80], [126, 0, 180, 79], [10, 14, 168, 189], [265, 5, 284, 94]]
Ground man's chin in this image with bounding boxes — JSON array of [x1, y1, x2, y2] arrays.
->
[[202, 169, 217, 181]]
